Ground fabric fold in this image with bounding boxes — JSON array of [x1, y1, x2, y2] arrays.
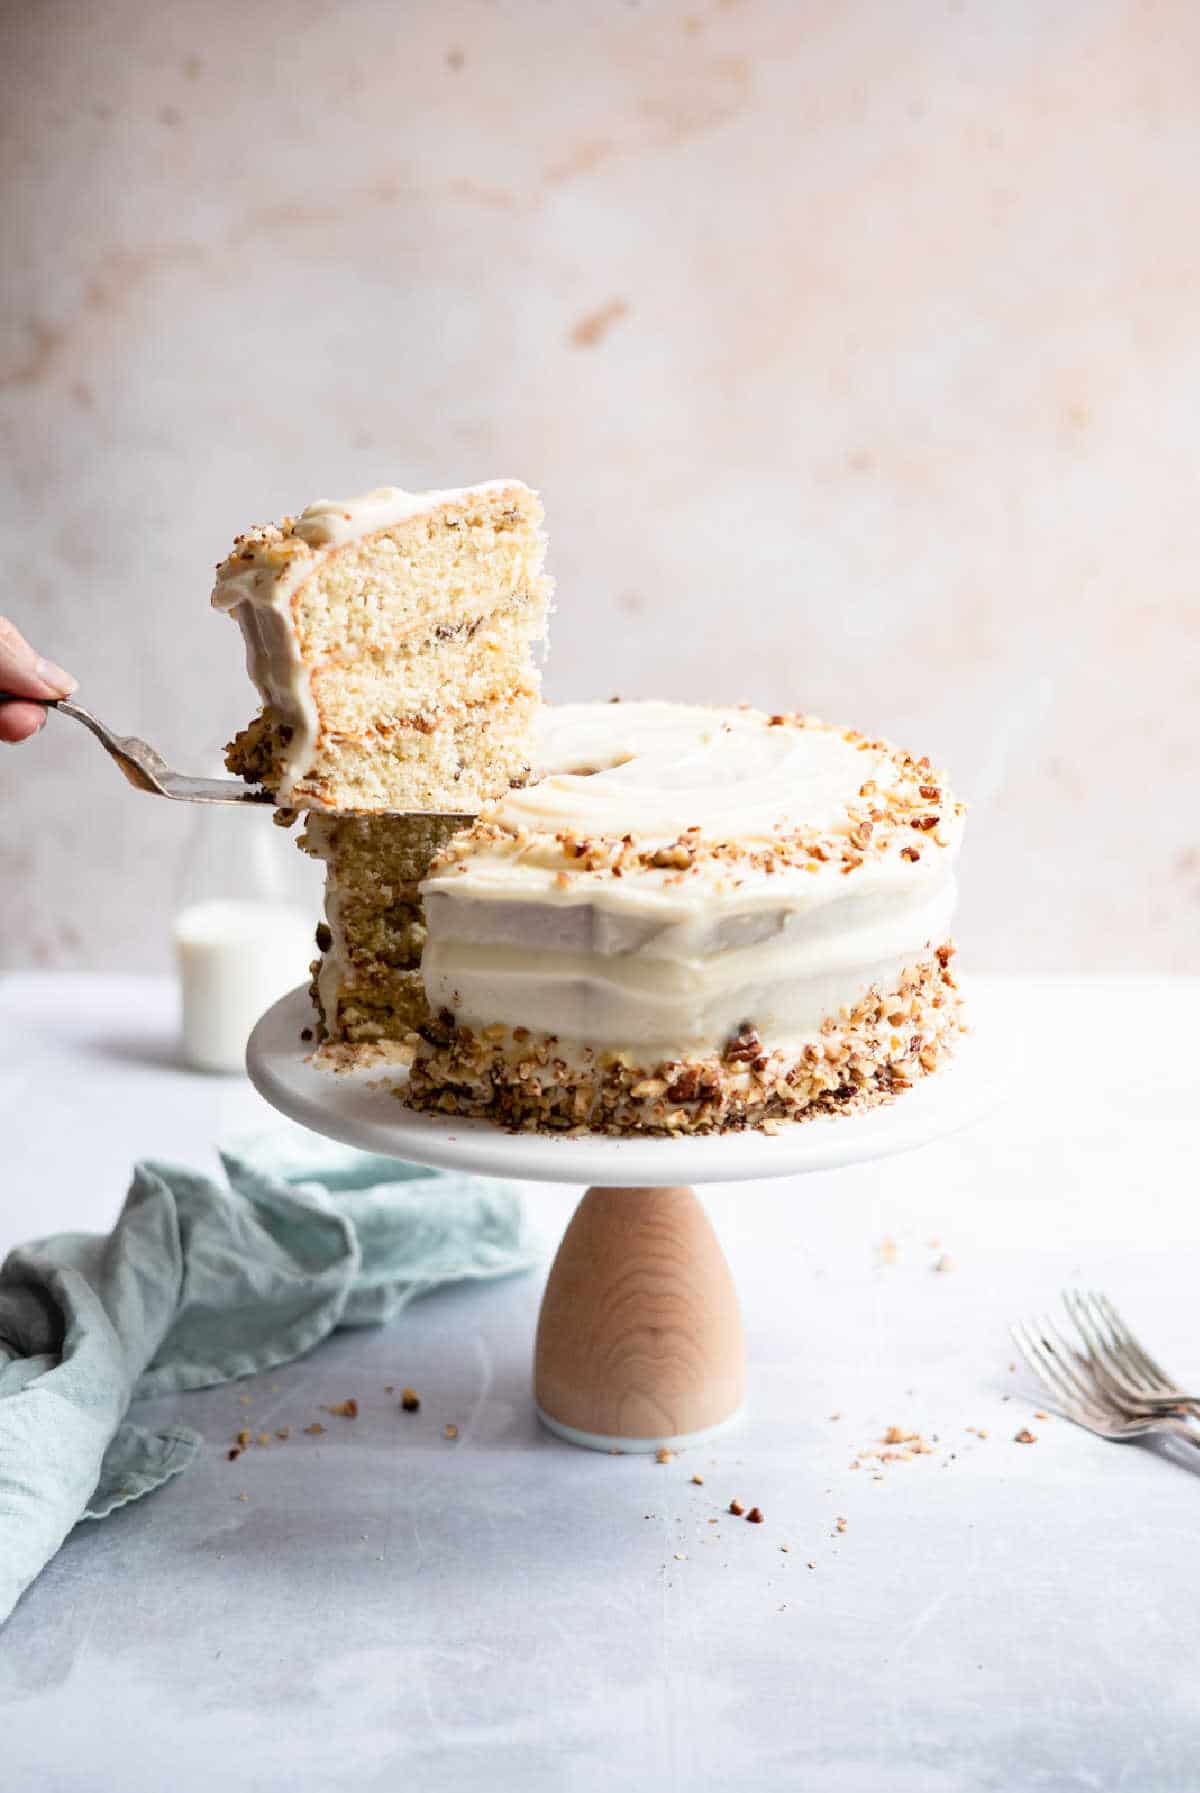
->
[[0, 1128, 533, 1624]]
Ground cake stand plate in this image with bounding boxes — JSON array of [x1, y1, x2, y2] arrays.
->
[[247, 982, 1010, 1453], [246, 984, 1009, 1188]]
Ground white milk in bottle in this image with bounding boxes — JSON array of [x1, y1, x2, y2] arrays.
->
[[172, 789, 320, 1072]]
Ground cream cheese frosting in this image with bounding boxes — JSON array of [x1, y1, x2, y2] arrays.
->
[[211, 481, 531, 804], [420, 701, 964, 1058]]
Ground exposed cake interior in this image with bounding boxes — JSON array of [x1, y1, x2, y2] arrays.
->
[[299, 811, 462, 1060], [214, 481, 551, 811]]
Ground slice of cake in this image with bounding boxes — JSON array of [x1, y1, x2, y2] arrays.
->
[[213, 482, 551, 812], [299, 812, 462, 1060], [407, 701, 966, 1134]]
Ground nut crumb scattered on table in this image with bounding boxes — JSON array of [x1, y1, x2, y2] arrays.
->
[[1015, 1428, 1037, 1444], [729, 1499, 745, 1516], [401, 1387, 421, 1412], [324, 1399, 358, 1418], [745, 1506, 764, 1524], [655, 1447, 675, 1464], [690, 1473, 704, 1485], [444, 1423, 459, 1439], [303, 1422, 325, 1436]]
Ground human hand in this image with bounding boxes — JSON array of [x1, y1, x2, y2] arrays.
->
[[0, 617, 77, 744]]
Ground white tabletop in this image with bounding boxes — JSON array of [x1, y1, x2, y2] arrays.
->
[[1, 972, 1197, 1792]]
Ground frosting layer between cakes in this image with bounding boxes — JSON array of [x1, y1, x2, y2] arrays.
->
[[417, 701, 964, 1063]]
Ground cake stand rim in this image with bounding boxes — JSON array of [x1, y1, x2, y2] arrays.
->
[[245, 982, 1011, 1186]]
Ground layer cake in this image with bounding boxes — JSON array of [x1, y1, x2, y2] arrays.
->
[[407, 701, 966, 1133]]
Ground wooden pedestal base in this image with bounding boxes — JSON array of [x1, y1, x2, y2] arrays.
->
[[533, 1185, 746, 1453]]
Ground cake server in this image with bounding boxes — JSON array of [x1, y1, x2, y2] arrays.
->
[[0, 693, 475, 818]]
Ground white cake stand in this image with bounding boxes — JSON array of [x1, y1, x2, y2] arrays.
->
[[247, 983, 1008, 1453]]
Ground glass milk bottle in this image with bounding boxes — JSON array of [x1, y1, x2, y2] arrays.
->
[[172, 789, 320, 1072]]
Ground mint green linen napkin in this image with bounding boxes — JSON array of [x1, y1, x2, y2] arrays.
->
[[0, 1129, 534, 1624]]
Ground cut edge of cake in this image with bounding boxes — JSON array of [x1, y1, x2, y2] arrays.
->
[[214, 480, 551, 813], [298, 812, 464, 1067]]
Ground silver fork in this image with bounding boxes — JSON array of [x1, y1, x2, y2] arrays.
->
[[2, 693, 475, 819], [1011, 1292, 1200, 1447], [1062, 1289, 1200, 1416]]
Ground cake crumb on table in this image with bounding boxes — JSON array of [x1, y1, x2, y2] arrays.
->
[[835, 1517, 848, 1534], [655, 1447, 675, 1464], [729, 1499, 745, 1516], [324, 1399, 358, 1418], [444, 1423, 459, 1440], [1015, 1428, 1038, 1444], [745, 1507, 764, 1524], [303, 1422, 326, 1436], [401, 1387, 421, 1412], [690, 1473, 704, 1485]]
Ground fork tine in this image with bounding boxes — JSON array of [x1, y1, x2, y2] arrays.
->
[[1010, 1317, 1107, 1421], [1066, 1289, 1143, 1381], [1031, 1313, 1111, 1412], [1009, 1319, 1064, 1404], [1037, 1314, 1133, 1425], [1093, 1291, 1178, 1392], [1069, 1289, 1179, 1406], [1062, 1290, 1156, 1409]]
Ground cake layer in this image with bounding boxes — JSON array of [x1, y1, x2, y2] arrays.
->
[[214, 481, 551, 809], [305, 599, 544, 736], [299, 812, 462, 887], [407, 948, 963, 1134], [419, 701, 965, 1062], [319, 972, 429, 1045], [299, 812, 462, 1055], [293, 690, 540, 812]]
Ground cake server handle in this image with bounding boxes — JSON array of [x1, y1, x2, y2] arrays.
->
[[0, 690, 273, 805]]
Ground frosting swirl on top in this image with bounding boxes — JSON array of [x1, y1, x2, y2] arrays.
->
[[501, 702, 917, 845]]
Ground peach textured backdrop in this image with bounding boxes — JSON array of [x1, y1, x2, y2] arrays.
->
[[2, 0, 1197, 974]]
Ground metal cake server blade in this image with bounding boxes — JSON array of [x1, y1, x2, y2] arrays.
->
[[1, 693, 477, 821]]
